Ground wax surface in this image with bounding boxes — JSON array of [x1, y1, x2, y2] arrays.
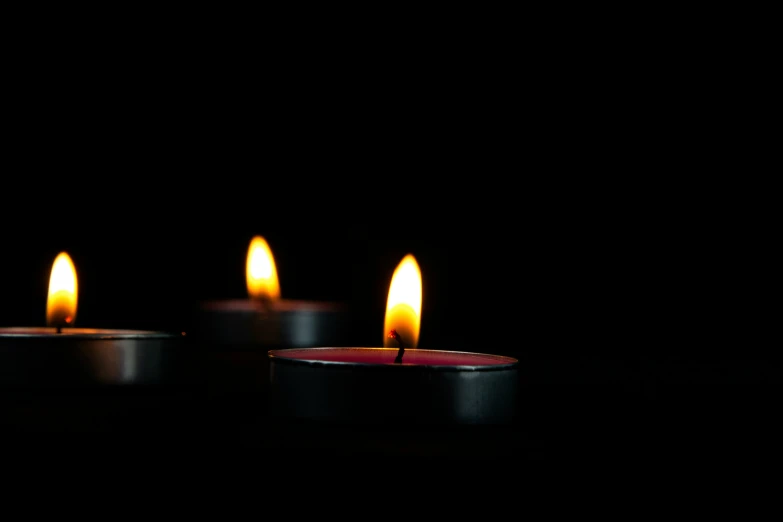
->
[[0, 327, 174, 337], [269, 347, 517, 367], [201, 299, 343, 313]]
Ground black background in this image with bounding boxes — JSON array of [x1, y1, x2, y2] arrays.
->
[[1, 179, 760, 360], [0, 17, 778, 499]]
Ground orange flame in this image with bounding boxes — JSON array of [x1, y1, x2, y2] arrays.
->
[[46, 252, 78, 328], [246, 236, 281, 300], [383, 254, 422, 348]]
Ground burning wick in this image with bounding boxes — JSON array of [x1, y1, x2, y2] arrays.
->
[[57, 316, 73, 334], [251, 294, 274, 313], [389, 329, 405, 363]]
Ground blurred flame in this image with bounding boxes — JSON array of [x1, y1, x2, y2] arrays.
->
[[383, 254, 422, 348], [46, 252, 78, 328], [246, 236, 280, 300]]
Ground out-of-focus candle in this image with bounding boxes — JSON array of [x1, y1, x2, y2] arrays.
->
[[193, 236, 347, 349], [0, 251, 184, 389], [191, 236, 348, 403], [269, 253, 518, 425]]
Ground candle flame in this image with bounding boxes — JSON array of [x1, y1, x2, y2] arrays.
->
[[46, 252, 78, 328], [246, 235, 281, 300], [383, 254, 422, 348]]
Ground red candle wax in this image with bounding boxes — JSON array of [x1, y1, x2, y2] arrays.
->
[[271, 347, 516, 366]]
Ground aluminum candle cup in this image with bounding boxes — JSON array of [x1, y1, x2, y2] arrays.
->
[[194, 299, 347, 349], [0, 327, 186, 389], [192, 299, 347, 402], [268, 347, 519, 425]]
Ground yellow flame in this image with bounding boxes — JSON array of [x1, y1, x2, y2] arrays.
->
[[383, 254, 422, 348], [246, 236, 281, 300], [46, 252, 78, 328]]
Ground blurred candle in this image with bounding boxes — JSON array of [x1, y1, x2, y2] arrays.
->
[[192, 236, 348, 402], [193, 235, 347, 349]]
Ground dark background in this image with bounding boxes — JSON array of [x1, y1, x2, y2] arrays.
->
[[0, 20, 778, 494], [2, 163, 777, 470], [0, 188, 762, 360]]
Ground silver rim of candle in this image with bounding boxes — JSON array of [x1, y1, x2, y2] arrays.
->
[[268, 347, 519, 371]]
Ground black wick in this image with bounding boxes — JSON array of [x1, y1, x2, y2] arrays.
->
[[389, 329, 405, 363]]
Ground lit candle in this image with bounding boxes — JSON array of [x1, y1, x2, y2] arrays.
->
[[193, 236, 347, 349], [0, 252, 184, 389], [268, 254, 519, 425], [192, 236, 348, 401]]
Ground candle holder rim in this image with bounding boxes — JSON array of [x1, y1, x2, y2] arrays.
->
[[267, 346, 519, 370], [0, 327, 184, 340], [199, 298, 346, 312]]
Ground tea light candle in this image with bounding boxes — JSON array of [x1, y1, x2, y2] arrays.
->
[[192, 236, 347, 349], [191, 236, 348, 402], [0, 252, 185, 389], [268, 254, 519, 425]]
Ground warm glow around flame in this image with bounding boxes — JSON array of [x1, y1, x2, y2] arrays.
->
[[383, 254, 422, 348], [46, 252, 78, 328], [246, 235, 281, 300]]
